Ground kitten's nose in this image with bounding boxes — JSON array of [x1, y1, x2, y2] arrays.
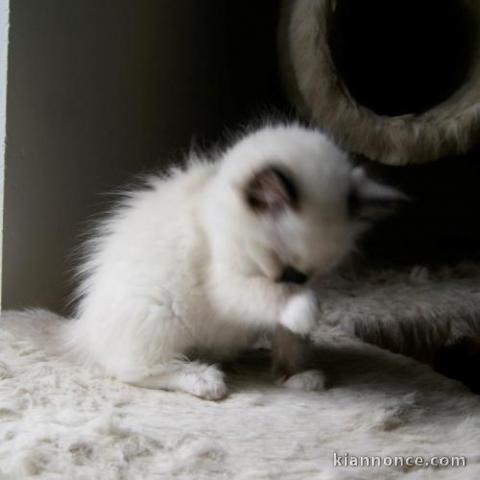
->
[[277, 266, 309, 285]]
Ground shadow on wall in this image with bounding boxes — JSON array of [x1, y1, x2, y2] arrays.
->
[[358, 146, 480, 266], [329, 0, 477, 116]]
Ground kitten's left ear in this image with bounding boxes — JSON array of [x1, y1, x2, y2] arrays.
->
[[244, 165, 298, 214], [349, 167, 410, 220]]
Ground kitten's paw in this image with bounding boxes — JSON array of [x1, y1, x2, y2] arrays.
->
[[280, 292, 317, 337], [187, 365, 228, 401], [282, 369, 327, 391]]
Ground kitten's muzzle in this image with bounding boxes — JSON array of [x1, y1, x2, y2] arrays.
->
[[277, 266, 309, 285]]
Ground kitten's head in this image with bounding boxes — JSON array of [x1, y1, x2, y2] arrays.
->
[[218, 124, 406, 284]]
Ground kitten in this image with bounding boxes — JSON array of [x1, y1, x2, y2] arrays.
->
[[64, 123, 403, 399]]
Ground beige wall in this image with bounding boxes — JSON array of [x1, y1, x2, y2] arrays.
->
[[2, 1, 239, 312]]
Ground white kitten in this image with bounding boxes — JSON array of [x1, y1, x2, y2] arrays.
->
[[63, 123, 402, 399]]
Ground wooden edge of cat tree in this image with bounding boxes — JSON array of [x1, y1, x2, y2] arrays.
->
[[279, 0, 480, 165]]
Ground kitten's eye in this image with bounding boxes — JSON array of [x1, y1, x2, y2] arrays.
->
[[277, 266, 309, 285]]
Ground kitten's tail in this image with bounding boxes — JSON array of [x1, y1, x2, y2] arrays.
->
[[1, 308, 73, 358]]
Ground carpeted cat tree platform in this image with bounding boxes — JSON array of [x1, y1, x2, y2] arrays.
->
[[1, 310, 480, 479]]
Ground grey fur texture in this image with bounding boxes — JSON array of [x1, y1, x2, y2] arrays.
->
[[279, 0, 480, 165], [313, 263, 480, 361]]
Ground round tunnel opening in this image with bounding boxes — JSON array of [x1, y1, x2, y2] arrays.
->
[[328, 0, 478, 117]]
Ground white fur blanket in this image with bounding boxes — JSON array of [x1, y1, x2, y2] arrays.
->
[[1, 311, 480, 479]]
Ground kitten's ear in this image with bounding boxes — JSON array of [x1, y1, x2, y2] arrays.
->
[[244, 165, 298, 214], [349, 167, 410, 221]]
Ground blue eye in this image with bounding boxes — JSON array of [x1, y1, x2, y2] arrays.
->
[[277, 266, 309, 285]]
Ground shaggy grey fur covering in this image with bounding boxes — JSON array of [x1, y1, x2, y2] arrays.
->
[[279, 0, 480, 165], [315, 263, 480, 361]]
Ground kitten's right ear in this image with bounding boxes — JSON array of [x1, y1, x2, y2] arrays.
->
[[349, 167, 410, 221], [244, 165, 298, 214]]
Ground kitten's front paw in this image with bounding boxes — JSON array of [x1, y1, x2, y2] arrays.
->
[[280, 291, 317, 337], [282, 369, 327, 391], [188, 365, 228, 401]]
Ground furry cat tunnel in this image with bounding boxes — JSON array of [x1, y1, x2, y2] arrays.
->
[[280, 0, 480, 165], [279, 0, 480, 391]]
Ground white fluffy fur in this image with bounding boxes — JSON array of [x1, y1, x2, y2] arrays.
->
[[60, 124, 398, 399]]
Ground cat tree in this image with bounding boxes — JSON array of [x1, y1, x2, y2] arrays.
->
[[280, 0, 480, 165], [279, 0, 480, 391]]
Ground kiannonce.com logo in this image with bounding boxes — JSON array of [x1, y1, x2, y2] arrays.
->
[[333, 452, 467, 469]]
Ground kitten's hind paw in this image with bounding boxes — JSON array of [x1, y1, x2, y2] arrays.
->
[[186, 365, 228, 401], [282, 369, 327, 391]]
